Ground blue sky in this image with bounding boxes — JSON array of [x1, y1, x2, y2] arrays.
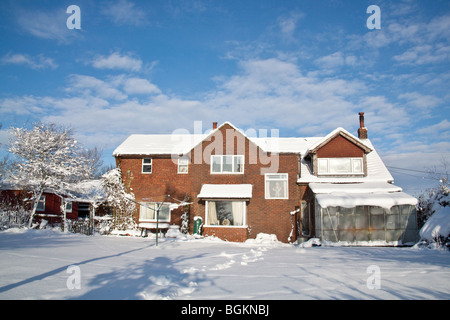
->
[[0, 0, 449, 194]]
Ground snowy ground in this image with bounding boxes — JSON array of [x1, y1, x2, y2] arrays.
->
[[0, 229, 449, 300]]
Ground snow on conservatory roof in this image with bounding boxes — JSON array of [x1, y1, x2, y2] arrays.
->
[[311, 182, 417, 209]]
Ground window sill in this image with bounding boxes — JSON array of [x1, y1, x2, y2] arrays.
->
[[204, 225, 248, 228]]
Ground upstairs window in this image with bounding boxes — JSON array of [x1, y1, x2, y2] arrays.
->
[[318, 158, 363, 175], [265, 174, 288, 199], [211, 155, 244, 174], [142, 158, 152, 173], [178, 158, 189, 174]]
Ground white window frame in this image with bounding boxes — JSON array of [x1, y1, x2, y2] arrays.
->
[[37, 195, 46, 212], [205, 200, 247, 227], [139, 202, 171, 223], [210, 155, 244, 174], [142, 158, 152, 174], [317, 158, 364, 175], [265, 173, 289, 199], [177, 158, 189, 174], [65, 201, 73, 213]]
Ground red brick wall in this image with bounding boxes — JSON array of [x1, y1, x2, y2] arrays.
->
[[117, 123, 303, 243], [117, 156, 191, 227], [316, 135, 364, 158]]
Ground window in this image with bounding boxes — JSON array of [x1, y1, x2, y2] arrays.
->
[[265, 174, 288, 199], [65, 201, 73, 213], [142, 158, 152, 173], [206, 201, 246, 226], [210, 155, 244, 174], [317, 158, 363, 175], [37, 195, 46, 211], [139, 202, 170, 222], [178, 158, 189, 174]]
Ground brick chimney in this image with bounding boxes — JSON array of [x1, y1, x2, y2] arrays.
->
[[213, 122, 218, 130], [358, 112, 368, 139]]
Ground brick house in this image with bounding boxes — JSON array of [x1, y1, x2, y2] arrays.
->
[[113, 114, 418, 244]]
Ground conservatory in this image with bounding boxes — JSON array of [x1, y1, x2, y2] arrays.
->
[[310, 182, 419, 245]]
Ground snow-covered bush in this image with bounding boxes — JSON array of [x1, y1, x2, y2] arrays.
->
[[101, 168, 137, 231], [416, 178, 449, 249]]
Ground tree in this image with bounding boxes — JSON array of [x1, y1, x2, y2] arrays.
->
[[101, 167, 136, 231], [416, 156, 449, 248], [8, 123, 94, 227]]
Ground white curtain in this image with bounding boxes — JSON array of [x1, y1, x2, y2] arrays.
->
[[207, 201, 218, 225], [140, 203, 155, 220], [232, 202, 244, 226]]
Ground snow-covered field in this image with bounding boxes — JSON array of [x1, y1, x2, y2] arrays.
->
[[0, 229, 449, 300]]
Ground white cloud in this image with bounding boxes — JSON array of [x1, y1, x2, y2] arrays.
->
[[15, 8, 81, 43], [66, 74, 127, 101], [398, 92, 443, 110], [417, 119, 450, 135], [393, 44, 450, 65], [101, 0, 147, 26], [91, 52, 143, 72], [314, 52, 360, 69], [1, 53, 57, 70], [123, 78, 161, 95], [277, 12, 304, 38], [0, 96, 44, 115]]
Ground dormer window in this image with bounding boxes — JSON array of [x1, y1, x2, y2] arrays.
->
[[318, 158, 363, 175]]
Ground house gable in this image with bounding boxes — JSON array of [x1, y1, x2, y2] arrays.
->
[[307, 127, 372, 156], [304, 127, 372, 178], [316, 135, 365, 158]]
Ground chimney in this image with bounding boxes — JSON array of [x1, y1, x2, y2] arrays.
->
[[213, 122, 218, 130], [358, 112, 368, 139]]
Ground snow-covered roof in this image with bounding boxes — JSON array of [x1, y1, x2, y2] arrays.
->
[[315, 192, 418, 209], [251, 137, 322, 154], [113, 122, 394, 184], [197, 184, 253, 199], [309, 182, 403, 194], [311, 181, 417, 209], [297, 139, 394, 184], [113, 134, 207, 156]]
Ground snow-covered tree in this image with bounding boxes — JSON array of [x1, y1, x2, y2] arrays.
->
[[8, 123, 94, 227], [417, 157, 449, 248], [101, 167, 136, 231]]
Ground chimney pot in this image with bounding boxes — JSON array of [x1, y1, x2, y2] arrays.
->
[[213, 122, 218, 130], [359, 112, 365, 128]]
